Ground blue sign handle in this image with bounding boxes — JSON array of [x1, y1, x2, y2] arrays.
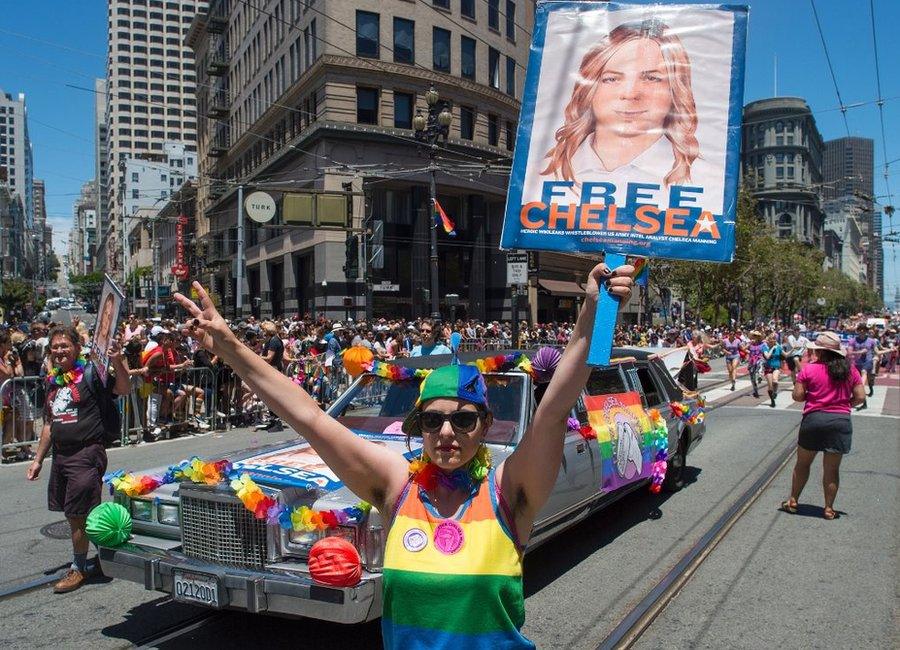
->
[[587, 253, 626, 367]]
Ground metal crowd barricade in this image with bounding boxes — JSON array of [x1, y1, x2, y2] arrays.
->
[[1, 376, 45, 461], [119, 366, 220, 444]]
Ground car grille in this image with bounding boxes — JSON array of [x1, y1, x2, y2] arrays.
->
[[180, 486, 268, 569]]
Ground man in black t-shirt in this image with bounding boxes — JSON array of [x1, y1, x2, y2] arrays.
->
[[259, 321, 285, 432], [26, 326, 131, 594]]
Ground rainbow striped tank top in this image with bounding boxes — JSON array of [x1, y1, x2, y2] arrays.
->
[[382, 467, 535, 649]]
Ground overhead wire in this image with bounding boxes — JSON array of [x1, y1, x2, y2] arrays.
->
[[808, 0, 851, 138]]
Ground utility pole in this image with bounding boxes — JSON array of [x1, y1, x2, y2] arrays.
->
[[428, 164, 440, 321], [236, 184, 244, 318]]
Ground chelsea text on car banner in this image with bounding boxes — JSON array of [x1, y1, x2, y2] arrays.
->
[[500, 2, 748, 363]]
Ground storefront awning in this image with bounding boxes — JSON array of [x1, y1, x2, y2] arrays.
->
[[538, 279, 585, 297]]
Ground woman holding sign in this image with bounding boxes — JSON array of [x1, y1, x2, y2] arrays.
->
[[174, 263, 633, 649]]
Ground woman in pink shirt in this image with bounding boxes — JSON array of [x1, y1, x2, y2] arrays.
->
[[781, 332, 865, 520]]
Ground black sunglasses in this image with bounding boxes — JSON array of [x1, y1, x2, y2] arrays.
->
[[417, 410, 481, 434]]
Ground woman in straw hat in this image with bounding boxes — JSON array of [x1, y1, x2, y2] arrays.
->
[[175, 262, 634, 649], [781, 332, 866, 520]]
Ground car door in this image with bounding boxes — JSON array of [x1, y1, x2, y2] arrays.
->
[[626, 361, 683, 455]]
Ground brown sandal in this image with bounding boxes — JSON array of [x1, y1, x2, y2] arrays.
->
[[823, 507, 837, 520], [779, 499, 798, 514]]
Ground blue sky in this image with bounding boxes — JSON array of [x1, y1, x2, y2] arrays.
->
[[1, 0, 897, 302]]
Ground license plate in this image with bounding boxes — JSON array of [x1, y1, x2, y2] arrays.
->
[[173, 571, 222, 608]]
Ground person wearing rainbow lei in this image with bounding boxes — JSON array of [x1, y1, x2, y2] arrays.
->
[[173, 260, 633, 649]]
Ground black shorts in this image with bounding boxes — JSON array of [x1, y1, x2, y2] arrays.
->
[[798, 411, 852, 454], [48, 443, 107, 517], [785, 356, 799, 371]]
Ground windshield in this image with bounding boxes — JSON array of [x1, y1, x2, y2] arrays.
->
[[331, 373, 526, 446]]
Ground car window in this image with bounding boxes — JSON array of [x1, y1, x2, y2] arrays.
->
[[585, 367, 627, 397], [331, 373, 524, 445], [634, 366, 664, 407], [650, 358, 682, 400]]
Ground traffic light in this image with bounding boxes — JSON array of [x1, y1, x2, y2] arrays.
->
[[343, 233, 359, 279]]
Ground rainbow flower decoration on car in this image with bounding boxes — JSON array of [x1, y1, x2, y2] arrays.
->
[[647, 409, 669, 494], [104, 457, 371, 533], [362, 351, 543, 383], [669, 399, 706, 425]]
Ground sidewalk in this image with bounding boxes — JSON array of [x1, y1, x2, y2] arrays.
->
[[634, 410, 900, 649]]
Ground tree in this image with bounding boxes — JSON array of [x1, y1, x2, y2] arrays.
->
[[0, 279, 36, 313], [68, 271, 106, 303], [46, 251, 61, 282]]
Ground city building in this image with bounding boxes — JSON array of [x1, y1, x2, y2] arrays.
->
[[33, 178, 52, 283], [186, 0, 606, 322], [0, 181, 26, 281], [741, 97, 825, 249], [93, 78, 111, 272], [0, 88, 35, 276], [103, 0, 207, 281], [823, 199, 865, 283], [72, 181, 99, 276], [822, 136, 881, 298]]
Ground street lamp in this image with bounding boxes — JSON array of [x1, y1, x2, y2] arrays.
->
[[413, 84, 452, 322]]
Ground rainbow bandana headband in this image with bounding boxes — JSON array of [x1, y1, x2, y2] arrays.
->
[[401, 364, 489, 436]]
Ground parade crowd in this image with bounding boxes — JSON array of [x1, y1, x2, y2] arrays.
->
[[1, 307, 897, 463]]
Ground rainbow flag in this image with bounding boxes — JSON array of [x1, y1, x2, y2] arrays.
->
[[630, 257, 649, 286], [583, 391, 655, 492], [433, 199, 456, 237]]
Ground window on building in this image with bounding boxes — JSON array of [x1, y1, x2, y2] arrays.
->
[[488, 113, 499, 146], [357, 87, 379, 124], [488, 0, 500, 30], [460, 105, 475, 139], [433, 27, 451, 72], [488, 48, 500, 89], [132, 189, 139, 199], [356, 11, 380, 59], [461, 0, 475, 19], [506, 1, 516, 40], [506, 56, 515, 95], [132, 172, 139, 182], [505, 119, 515, 150], [461, 36, 476, 79], [394, 92, 414, 128], [433, 0, 450, 9], [393, 18, 414, 64]]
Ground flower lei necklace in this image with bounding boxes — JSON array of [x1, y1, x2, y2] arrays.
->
[[408, 444, 492, 493], [48, 355, 88, 387]]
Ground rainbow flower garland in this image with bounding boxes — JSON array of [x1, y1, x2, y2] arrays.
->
[[47, 355, 88, 386], [408, 444, 492, 493], [669, 398, 706, 426], [105, 457, 371, 533], [647, 409, 669, 494], [364, 352, 537, 383]]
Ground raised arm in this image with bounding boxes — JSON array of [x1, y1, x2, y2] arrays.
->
[[174, 283, 410, 510], [499, 262, 634, 538]]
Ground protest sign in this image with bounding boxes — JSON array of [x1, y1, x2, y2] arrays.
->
[[501, 2, 748, 363], [91, 275, 126, 385]]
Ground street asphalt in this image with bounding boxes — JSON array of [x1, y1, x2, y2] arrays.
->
[[1, 355, 895, 649]]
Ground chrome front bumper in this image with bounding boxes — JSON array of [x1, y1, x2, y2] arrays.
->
[[98, 536, 381, 623]]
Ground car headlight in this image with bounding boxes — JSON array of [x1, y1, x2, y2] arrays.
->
[[130, 499, 153, 521], [157, 503, 179, 526], [289, 529, 324, 547]]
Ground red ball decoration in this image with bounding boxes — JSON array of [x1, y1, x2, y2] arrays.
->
[[308, 537, 362, 587]]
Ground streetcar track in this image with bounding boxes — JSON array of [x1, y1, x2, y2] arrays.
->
[[132, 611, 222, 649], [595, 425, 799, 650], [0, 563, 70, 600]]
